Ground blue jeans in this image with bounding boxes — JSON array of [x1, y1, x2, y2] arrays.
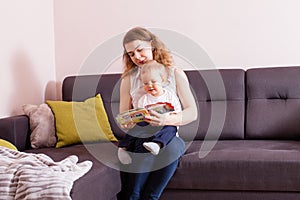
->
[[118, 124, 177, 149], [118, 136, 185, 200]]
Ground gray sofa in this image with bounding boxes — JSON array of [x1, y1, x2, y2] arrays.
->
[[1, 66, 300, 200]]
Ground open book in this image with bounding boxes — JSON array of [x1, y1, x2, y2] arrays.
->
[[116, 102, 175, 125]]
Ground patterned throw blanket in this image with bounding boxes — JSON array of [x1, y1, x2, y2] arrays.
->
[[0, 146, 92, 200]]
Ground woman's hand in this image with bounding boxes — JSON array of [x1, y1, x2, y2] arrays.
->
[[120, 122, 136, 130], [144, 110, 178, 126]]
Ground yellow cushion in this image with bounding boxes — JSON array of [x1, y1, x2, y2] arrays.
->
[[46, 94, 117, 148], [0, 139, 18, 151]]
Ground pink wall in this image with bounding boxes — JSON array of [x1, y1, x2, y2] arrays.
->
[[2, 0, 300, 118], [0, 1, 56, 118], [54, 0, 300, 85]]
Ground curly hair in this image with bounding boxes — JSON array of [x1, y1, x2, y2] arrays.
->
[[122, 27, 173, 78]]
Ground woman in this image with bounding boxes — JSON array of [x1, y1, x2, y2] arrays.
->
[[118, 27, 197, 200]]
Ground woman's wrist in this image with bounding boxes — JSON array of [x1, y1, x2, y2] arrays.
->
[[164, 112, 182, 126], [166, 109, 197, 126]]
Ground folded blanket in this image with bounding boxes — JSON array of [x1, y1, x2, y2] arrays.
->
[[0, 146, 92, 200]]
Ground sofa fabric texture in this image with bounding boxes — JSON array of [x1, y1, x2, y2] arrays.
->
[[1, 66, 300, 200], [246, 67, 300, 139]]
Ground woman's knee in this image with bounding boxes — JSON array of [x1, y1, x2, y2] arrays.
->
[[164, 137, 185, 157]]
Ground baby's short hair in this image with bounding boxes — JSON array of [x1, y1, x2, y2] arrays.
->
[[140, 60, 169, 82]]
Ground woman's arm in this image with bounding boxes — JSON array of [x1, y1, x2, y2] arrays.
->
[[120, 75, 132, 113], [119, 75, 135, 129], [173, 68, 198, 125], [145, 68, 198, 126]]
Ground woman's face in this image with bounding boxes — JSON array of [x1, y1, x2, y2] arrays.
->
[[124, 40, 153, 66]]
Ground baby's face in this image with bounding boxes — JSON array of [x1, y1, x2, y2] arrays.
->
[[141, 72, 164, 97]]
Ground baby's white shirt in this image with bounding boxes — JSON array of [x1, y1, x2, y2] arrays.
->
[[137, 89, 182, 113]]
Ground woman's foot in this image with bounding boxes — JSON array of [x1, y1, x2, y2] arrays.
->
[[143, 142, 160, 155], [118, 148, 132, 164]]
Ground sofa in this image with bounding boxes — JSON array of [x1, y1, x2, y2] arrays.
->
[[1, 66, 300, 200]]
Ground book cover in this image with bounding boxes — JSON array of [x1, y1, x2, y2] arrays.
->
[[116, 102, 174, 125]]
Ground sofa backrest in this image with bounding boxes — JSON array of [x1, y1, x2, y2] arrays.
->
[[62, 69, 245, 141], [246, 66, 300, 139], [182, 69, 245, 140], [63, 73, 125, 139]]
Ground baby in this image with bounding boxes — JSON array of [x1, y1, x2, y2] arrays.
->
[[118, 61, 182, 164]]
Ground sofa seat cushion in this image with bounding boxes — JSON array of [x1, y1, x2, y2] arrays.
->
[[25, 143, 121, 200], [167, 140, 300, 192]]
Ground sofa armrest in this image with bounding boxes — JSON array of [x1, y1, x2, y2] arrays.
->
[[0, 115, 31, 151]]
